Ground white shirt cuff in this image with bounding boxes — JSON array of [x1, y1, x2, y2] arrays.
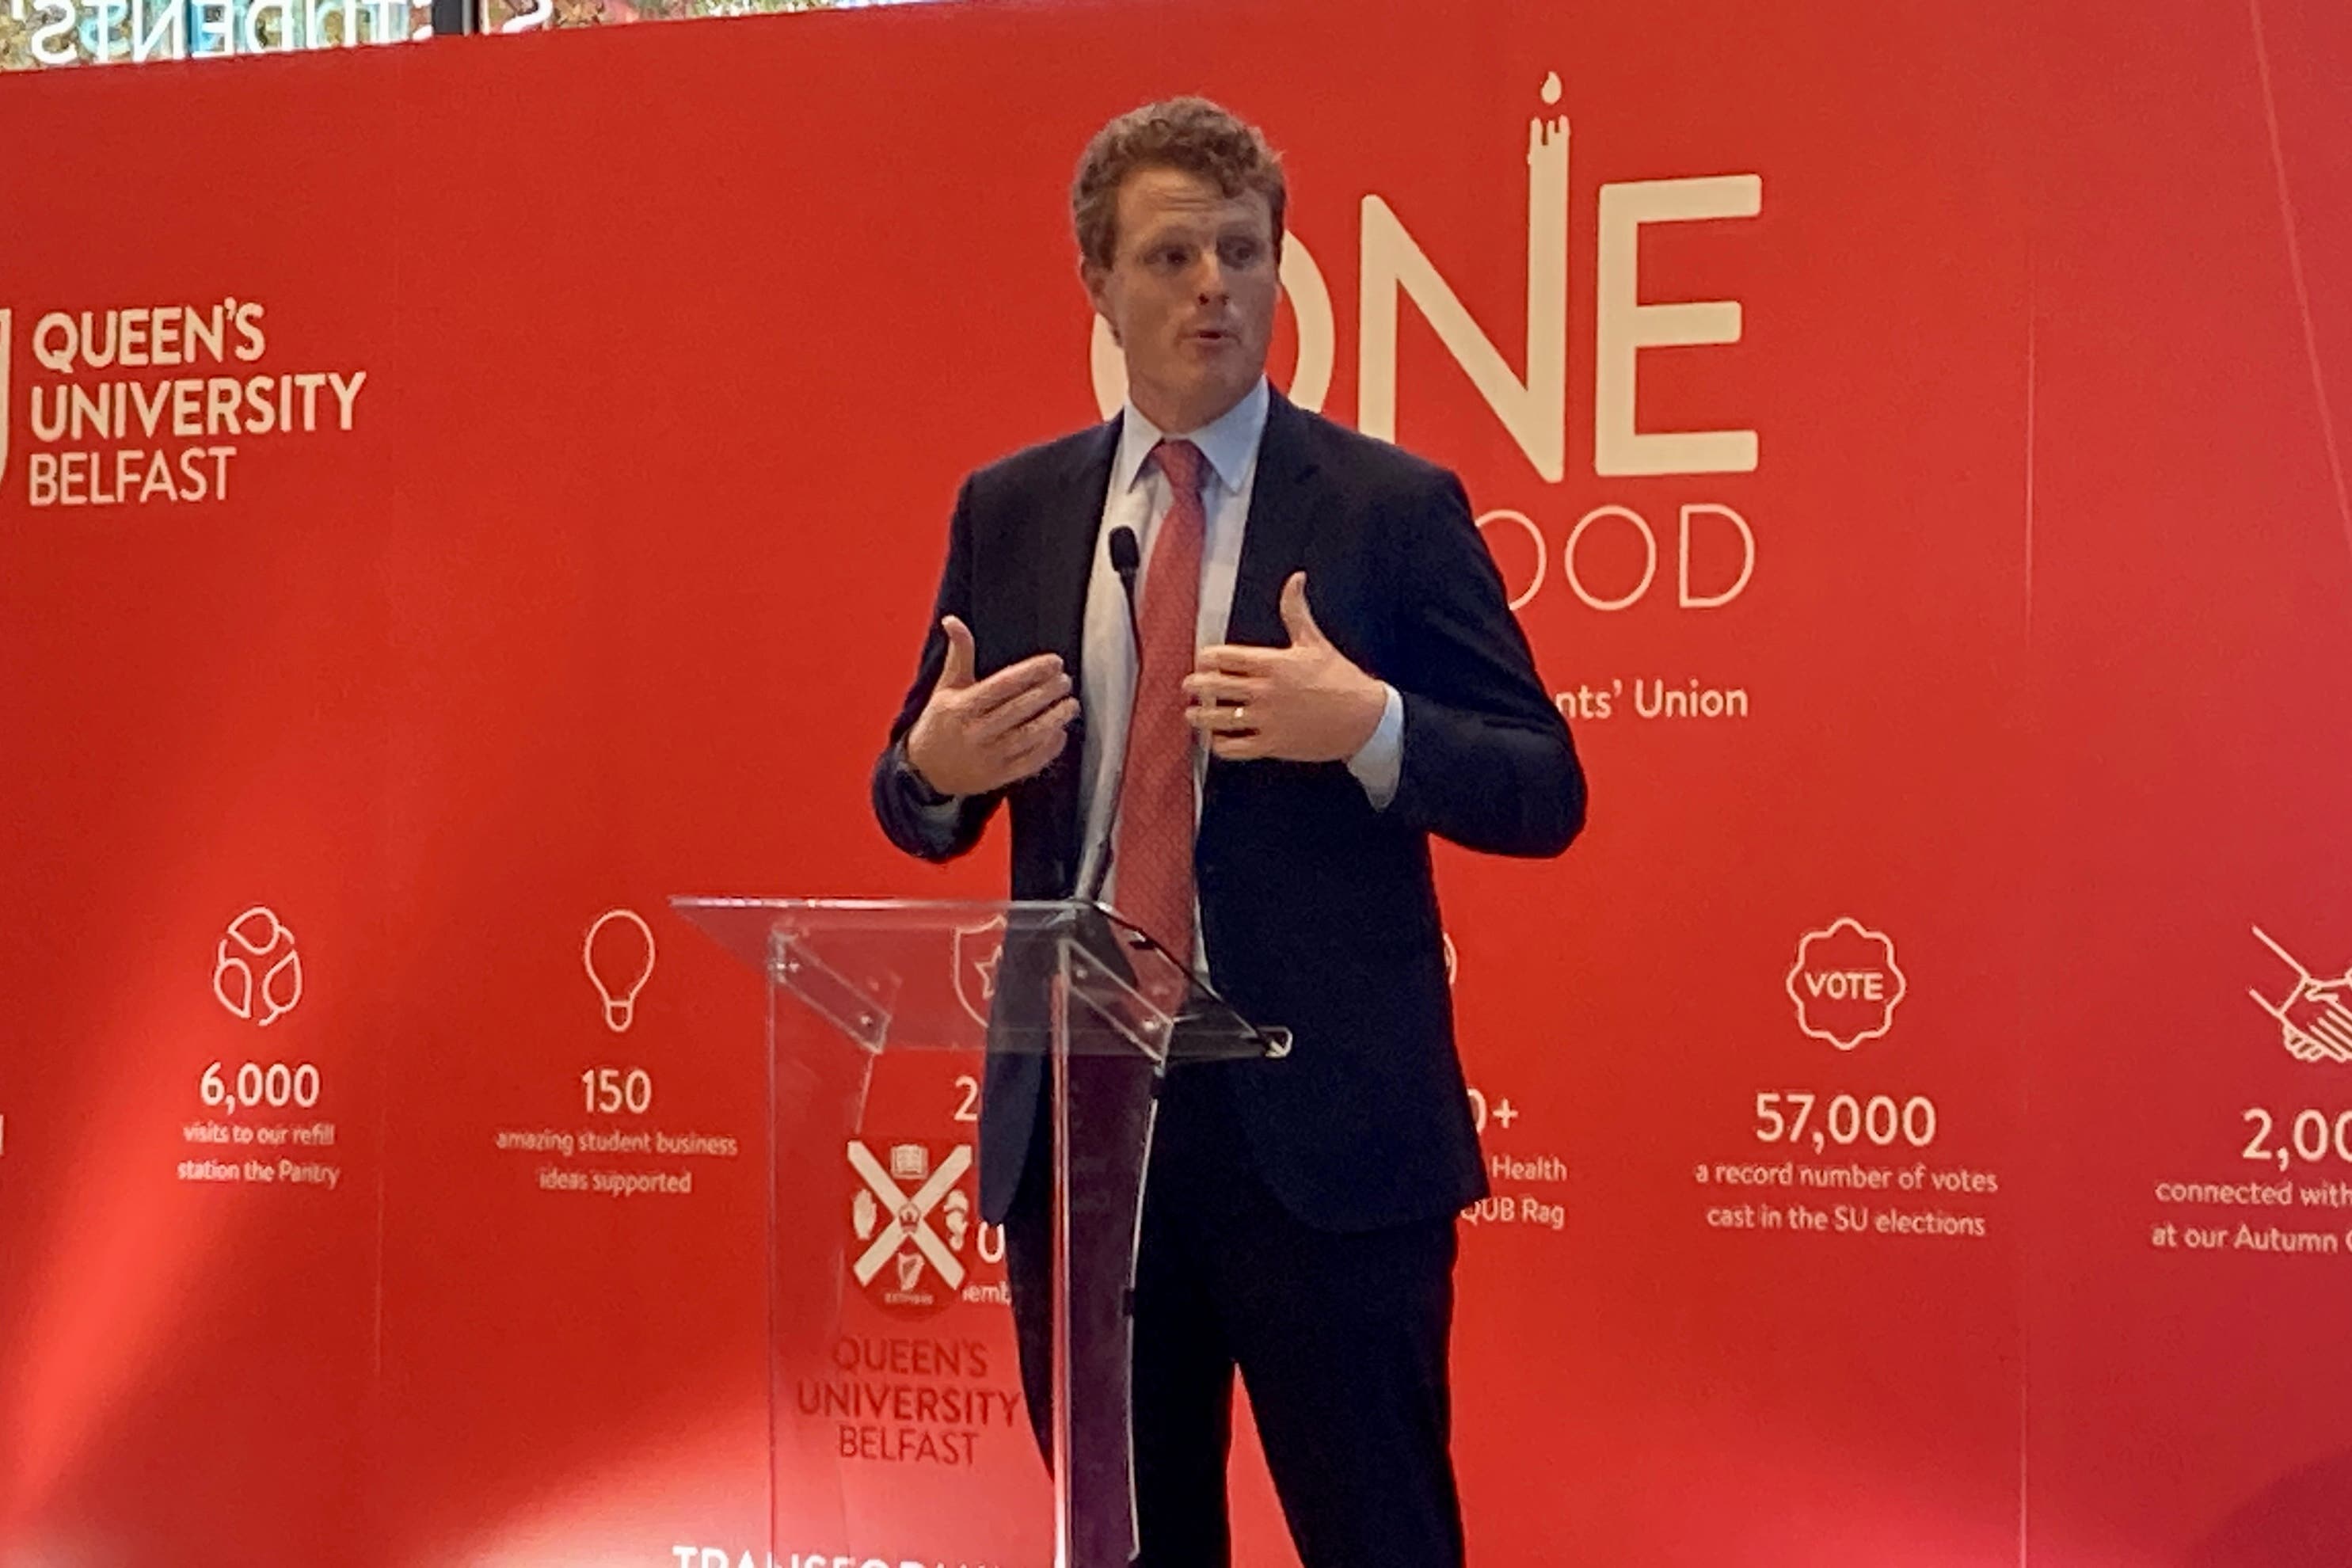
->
[[1345, 683, 1405, 810]]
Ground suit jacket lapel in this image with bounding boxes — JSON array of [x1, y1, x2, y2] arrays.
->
[[1031, 414, 1119, 891], [1201, 392, 1321, 824], [1037, 413, 1121, 669], [1224, 392, 1320, 649]]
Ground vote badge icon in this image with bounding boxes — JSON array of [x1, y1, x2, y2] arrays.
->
[[1786, 917, 1906, 1052]]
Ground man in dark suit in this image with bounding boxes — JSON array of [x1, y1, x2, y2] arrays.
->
[[872, 97, 1584, 1568]]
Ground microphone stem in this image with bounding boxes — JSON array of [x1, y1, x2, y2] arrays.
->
[[1088, 560, 1143, 905]]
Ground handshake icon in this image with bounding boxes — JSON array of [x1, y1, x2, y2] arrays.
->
[[2250, 927, 2352, 1064]]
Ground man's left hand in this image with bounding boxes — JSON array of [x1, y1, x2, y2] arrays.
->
[[1183, 573, 1388, 762]]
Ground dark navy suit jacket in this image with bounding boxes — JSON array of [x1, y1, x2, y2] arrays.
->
[[872, 392, 1585, 1233]]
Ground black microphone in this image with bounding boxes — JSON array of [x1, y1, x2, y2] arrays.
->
[[1083, 525, 1145, 904], [1109, 525, 1142, 660]]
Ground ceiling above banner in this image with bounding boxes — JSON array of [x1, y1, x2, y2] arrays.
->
[[0, 0, 931, 70]]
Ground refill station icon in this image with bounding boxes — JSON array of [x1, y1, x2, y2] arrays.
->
[[583, 909, 656, 1033], [214, 905, 303, 1027]]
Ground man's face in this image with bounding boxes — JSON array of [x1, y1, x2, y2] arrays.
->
[[1086, 166, 1279, 432]]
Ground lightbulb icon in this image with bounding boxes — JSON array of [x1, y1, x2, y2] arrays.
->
[[583, 908, 656, 1033]]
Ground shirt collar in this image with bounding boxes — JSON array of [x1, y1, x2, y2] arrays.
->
[[1111, 376, 1271, 497]]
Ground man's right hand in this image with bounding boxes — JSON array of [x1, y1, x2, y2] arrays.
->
[[904, 615, 1079, 797]]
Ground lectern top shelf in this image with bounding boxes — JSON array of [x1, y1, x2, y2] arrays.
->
[[670, 895, 1289, 1062]]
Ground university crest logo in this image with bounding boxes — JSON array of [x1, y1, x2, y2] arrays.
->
[[847, 1137, 975, 1317]]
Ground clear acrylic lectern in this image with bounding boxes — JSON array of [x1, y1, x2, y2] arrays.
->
[[672, 896, 1288, 1568]]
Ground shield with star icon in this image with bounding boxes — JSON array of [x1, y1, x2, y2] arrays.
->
[[951, 913, 1007, 1030]]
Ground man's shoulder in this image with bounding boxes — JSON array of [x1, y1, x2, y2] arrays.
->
[[1280, 401, 1460, 504], [962, 420, 1117, 504]]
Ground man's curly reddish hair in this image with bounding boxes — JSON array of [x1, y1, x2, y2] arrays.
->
[[1071, 97, 1287, 273]]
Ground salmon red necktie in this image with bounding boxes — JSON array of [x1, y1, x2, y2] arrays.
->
[[1110, 437, 1206, 970]]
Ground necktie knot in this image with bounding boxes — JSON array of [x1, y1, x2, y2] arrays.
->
[[1151, 438, 1205, 504]]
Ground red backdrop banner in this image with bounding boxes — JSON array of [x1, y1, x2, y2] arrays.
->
[[1, 0, 2348, 1562]]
